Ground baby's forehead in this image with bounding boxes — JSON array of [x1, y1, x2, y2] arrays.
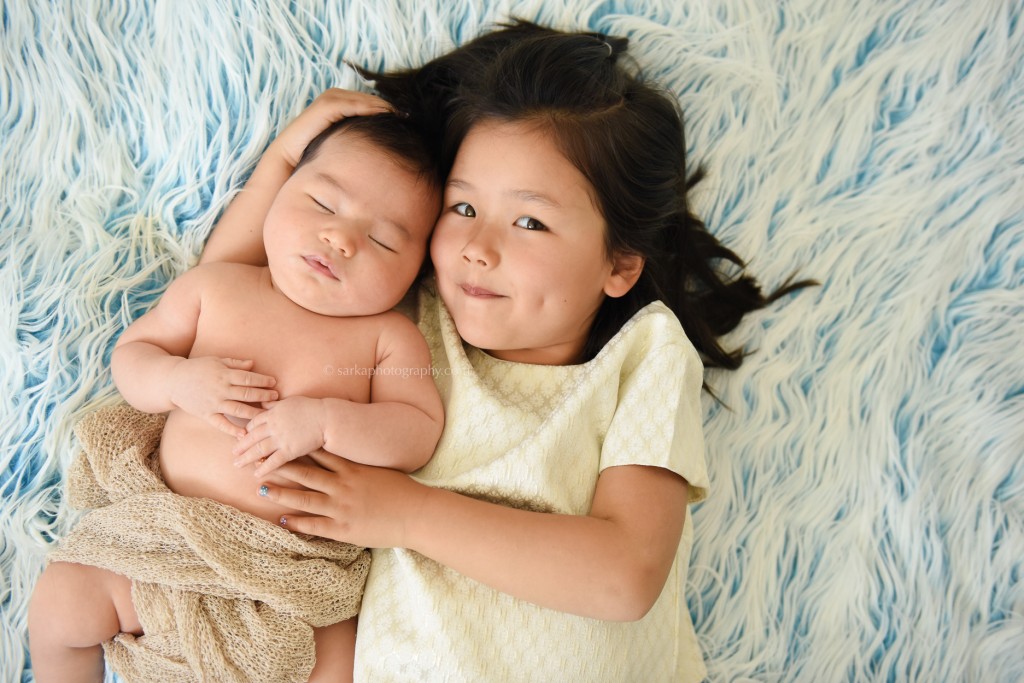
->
[[318, 130, 440, 192]]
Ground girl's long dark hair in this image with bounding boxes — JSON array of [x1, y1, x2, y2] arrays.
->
[[364, 21, 813, 375]]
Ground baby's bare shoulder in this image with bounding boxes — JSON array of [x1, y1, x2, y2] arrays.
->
[[177, 263, 264, 304], [372, 310, 429, 359], [373, 309, 423, 337], [187, 261, 262, 285]]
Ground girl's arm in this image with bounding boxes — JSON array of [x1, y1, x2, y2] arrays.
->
[[262, 455, 688, 622], [200, 89, 394, 266]]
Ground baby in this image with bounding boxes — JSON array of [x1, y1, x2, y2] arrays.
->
[[29, 107, 445, 683]]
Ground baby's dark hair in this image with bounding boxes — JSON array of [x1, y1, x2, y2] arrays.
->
[[295, 113, 444, 194], [368, 21, 813, 374]]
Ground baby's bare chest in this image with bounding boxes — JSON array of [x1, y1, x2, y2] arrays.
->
[[189, 286, 383, 402]]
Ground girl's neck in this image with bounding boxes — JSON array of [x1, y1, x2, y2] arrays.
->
[[481, 343, 584, 367]]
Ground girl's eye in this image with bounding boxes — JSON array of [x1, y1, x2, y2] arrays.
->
[[513, 216, 547, 231], [453, 202, 476, 218], [369, 236, 397, 254], [311, 197, 333, 213]]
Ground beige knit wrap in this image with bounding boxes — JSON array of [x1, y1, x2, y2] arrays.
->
[[50, 404, 370, 683]]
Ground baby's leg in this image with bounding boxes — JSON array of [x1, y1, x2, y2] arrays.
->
[[308, 617, 357, 683], [28, 562, 142, 683]]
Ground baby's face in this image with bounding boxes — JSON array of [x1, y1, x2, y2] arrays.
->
[[263, 132, 439, 317]]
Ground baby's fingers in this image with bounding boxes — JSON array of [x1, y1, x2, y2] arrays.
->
[[233, 429, 270, 465], [251, 454, 292, 481], [233, 428, 258, 455], [220, 400, 265, 423], [229, 368, 277, 388], [219, 357, 255, 370], [225, 381, 278, 405], [227, 387, 279, 404], [209, 414, 247, 439]]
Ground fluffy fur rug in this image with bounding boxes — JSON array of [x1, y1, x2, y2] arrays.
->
[[2, 1, 1022, 681]]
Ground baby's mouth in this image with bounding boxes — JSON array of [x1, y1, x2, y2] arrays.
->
[[304, 255, 339, 280]]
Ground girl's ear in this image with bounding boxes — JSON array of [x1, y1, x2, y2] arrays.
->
[[603, 252, 645, 298]]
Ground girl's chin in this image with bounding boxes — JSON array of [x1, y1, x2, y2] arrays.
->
[[453, 323, 501, 350], [446, 314, 505, 349]]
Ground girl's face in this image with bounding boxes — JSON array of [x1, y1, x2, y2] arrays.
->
[[264, 132, 438, 316], [431, 120, 634, 365]]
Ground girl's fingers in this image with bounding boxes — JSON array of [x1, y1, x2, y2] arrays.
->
[[258, 482, 329, 516], [220, 357, 254, 369], [320, 88, 393, 115], [275, 513, 331, 538], [272, 456, 340, 490]]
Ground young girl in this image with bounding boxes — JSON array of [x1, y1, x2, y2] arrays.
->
[[205, 21, 807, 682]]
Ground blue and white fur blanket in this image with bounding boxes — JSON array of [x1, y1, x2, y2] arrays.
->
[[2, 1, 1022, 681]]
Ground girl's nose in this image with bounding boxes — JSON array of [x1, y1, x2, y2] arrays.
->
[[460, 224, 499, 268]]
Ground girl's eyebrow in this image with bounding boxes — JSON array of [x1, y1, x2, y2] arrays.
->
[[445, 177, 473, 193], [512, 189, 561, 210], [446, 177, 562, 209]]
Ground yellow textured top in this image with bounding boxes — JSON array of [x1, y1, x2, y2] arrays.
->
[[354, 288, 710, 682]]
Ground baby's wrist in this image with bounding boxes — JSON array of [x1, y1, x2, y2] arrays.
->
[[314, 398, 330, 449], [164, 356, 191, 409]]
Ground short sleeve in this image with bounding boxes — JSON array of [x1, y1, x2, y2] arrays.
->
[[600, 341, 709, 503]]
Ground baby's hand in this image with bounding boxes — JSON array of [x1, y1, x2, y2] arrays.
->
[[167, 357, 278, 438], [274, 89, 394, 166], [233, 396, 327, 477]]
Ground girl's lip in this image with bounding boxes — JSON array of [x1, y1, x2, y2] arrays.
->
[[304, 255, 339, 280], [460, 283, 502, 298]]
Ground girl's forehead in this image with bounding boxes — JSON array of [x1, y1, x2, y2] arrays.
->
[[455, 120, 566, 176], [453, 119, 602, 214]]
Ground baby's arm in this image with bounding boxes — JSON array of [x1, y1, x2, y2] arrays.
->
[[112, 265, 279, 437], [201, 89, 393, 266], [235, 316, 443, 475]]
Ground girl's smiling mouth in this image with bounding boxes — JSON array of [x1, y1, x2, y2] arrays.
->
[[460, 283, 502, 298]]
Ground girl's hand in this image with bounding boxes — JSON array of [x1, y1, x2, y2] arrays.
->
[[167, 357, 278, 438], [257, 449, 427, 548], [233, 397, 327, 476], [200, 89, 392, 266], [273, 88, 395, 166]]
